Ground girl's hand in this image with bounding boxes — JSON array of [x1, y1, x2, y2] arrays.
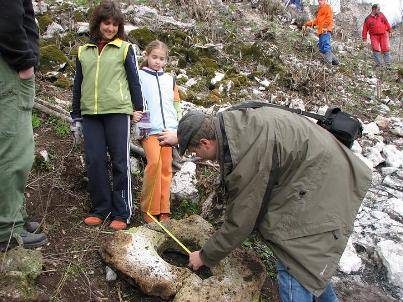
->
[[133, 111, 143, 123]]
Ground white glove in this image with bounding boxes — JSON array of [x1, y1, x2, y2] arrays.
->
[[71, 119, 83, 145]]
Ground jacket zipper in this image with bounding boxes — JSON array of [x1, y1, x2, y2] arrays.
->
[[155, 73, 166, 129], [94, 44, 107, 114]]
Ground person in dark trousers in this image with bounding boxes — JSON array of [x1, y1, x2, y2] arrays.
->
[[362, 3, 393, 67], [162, 105, 371, 302], [0, 0, 48, 251], [70, 0, 143, 231]]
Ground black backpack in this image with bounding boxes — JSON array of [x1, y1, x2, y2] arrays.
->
[[227, 101, 363, 149]]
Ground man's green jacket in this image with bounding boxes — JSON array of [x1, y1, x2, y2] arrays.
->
[[200, 106, 372, 296]]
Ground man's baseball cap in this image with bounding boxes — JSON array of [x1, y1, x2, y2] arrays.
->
[[177, 110, 206, 155]]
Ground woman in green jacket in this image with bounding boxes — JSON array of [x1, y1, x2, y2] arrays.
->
[[70, 1, 143, 231]]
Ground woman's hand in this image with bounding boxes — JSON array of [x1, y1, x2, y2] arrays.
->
[[133, 111, 143, 123]]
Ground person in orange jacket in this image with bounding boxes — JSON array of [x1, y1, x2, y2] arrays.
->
[[303, 0, 339, 65], [362, 3, 393, 67]]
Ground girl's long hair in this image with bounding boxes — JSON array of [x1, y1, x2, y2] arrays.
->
[[140, 40, 169, 68], [89, 0, 125, 41]]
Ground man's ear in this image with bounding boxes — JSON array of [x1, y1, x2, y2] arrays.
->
[[199, 138, 211, 147]]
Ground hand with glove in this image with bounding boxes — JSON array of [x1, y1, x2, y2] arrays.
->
[[71, 118, 83, 145]]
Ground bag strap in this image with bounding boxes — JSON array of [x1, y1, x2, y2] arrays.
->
[[227, 101, 327, 123]]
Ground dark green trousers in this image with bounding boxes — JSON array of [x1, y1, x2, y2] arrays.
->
[[0, 57, 35, 242]]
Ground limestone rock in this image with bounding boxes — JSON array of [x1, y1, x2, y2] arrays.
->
[[43, 22, 64, 39], [101, 215, 266, 301], [376, 240, 403, 291], [171, 162, 198, 201], [0, 247, 44, 302], [363, 122, 380, 138], [382, 145, 403, 168], [339, 239, 362, 274]]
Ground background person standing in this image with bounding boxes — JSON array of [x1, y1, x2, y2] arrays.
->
[[0, 0, 48, 250], [362, 3, 393, 67], [304, 0, 339, 65]]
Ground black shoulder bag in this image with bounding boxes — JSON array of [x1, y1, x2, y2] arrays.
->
[[227, 101, 363, 149]]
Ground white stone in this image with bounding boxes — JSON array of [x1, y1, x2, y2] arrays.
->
[[351, 141, 363, 154], [339, 239, 362, 274], [105, 265, 117, 282], [39, 150, 49, 162], [259, 79, 270, 87], [381, 167, 398, 176], [124, 24, 138, 35], [33, 1, 48, 14], [375, 115, 390, 129], [177, 74, 188, 81], [378, 103, 390, 113], [376, 240, 403, 290], [382, 145, 403, 168], [43, 22, 64, 39], [355, 153, 373, 170], [390, 121, 403, 137], [362, 122, 380, 138], [170, 162, 198, 201], [76, 22, 89, 34], [383, 175, 403, 190], [211, 72, 225, 85], [365, 147, 385, 168], [384, 198, 403, 218], [130, 157, 141, 175], [185, 78, 197, 87]]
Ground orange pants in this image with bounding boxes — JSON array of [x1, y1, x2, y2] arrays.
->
[[141, 135, 173, 215]]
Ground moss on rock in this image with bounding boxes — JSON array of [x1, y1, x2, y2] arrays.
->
[[54, 75, 72, 89], [188, 57, 218, 78], [37, 14, 53, 32], [128, 27, 157, 49], [39, 44, 68, 73]]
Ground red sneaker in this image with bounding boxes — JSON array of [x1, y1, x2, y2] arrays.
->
[[159, 214, 170, 222], [109, 220, 127, 231], [84, 216, 103, 226], [143, 214, 155, 224]]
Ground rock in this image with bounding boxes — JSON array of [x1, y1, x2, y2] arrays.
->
[[105, 266, 117, 282], [383, 175, 403, 191], [0, 247, 44, 301], [381, 167, 397, 176], [43, 22, 64, 39], [376, 240, 403, 291], [339, 239, 362, 274], [382, 145, 403, 168], [210, 72, 225, 85], [101, 215, 266, 301], [390, 118, 403, 137], [185, 78, 197, 87], [351, 141, 363, 154], [171, 162, 198, 201], [124, 24, 137, 35], [363, 122, 380, 138], [384, 198, 403, 222], [33, 0, 48, 14], [76, 22, 89, 34], [375, 115, 390, 129], [130, 157, 141, 176], [39, 150, 49, 162], [365, 147, 385, 168], [334, 278, 395, 302], [355, 153, 373, 170]]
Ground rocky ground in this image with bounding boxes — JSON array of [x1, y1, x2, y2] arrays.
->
[[1, 0, 402, 301]]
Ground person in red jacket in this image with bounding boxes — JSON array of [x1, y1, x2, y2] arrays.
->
[[362, 3, 393, 67]]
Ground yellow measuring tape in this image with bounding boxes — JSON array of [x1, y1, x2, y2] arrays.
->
[[146, 145, 192, 255]]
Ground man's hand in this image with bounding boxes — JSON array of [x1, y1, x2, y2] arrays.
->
[[157, 129, 178, 146], [71, 119, 83, 145], [188, 250, 204, 271], [133, 111, 143, 123], [18, 67, 34, 80]]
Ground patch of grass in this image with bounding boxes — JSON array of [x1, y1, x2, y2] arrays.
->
[[47, 117, 70, 136], [243, 233, 277, 279], [32, 112, 42, 129], [172, 199, 200, 220]]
